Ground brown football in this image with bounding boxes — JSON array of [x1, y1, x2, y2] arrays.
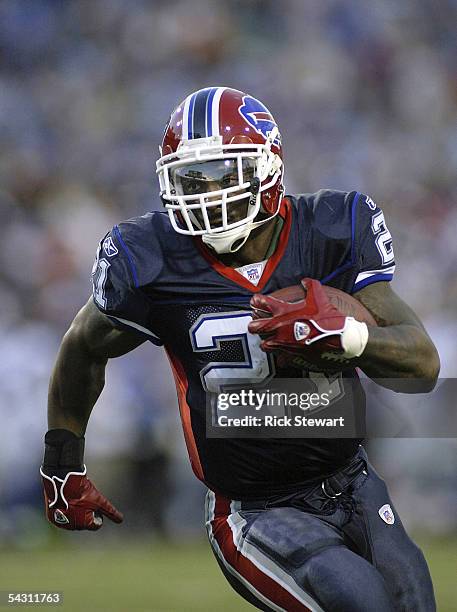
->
[[267, 283, 377, 326], [252, 282, 377, 371]]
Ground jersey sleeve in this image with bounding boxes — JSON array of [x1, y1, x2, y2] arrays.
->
[[352, 193, 395, 293], [91, 227, 163, 345]]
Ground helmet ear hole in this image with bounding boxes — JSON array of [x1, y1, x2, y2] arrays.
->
[[162, 144, 173, 155]]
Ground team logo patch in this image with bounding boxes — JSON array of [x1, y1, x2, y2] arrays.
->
[[238, 96, 281, 145], [378, 504, 395, 525], [103, 236, 118, 257], [54, 509, 69, 525], [294, 321, 310, 341]]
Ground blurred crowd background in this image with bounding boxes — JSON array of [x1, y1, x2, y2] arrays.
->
[[1, 0, 456, 551]]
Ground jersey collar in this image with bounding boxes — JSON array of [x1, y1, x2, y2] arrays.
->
[[194, 197, 292, 292]]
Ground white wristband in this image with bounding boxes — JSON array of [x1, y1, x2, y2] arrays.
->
[[341, 318, 369, 359]]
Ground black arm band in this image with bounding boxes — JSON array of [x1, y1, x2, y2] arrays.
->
[[42, 429, 85, 476]]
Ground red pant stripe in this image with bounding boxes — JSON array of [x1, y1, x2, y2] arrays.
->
[[210, 492, 314, 612]]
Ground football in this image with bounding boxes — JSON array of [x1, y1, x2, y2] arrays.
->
[[266, 283, 377, 326], [252, 282, 377, 371]]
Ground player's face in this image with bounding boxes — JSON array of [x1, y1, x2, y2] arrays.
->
[[170, 158, 256, 229]]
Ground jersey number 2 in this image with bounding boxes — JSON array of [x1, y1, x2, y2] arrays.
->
[[190, 312, 344, 405], [190, 312, 274, 393], [372, 211, 394, 265]]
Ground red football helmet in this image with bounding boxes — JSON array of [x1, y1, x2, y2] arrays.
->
[[156, 87, 284, 253]]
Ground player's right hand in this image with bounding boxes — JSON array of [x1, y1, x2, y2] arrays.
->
[[40, 468, 124, 531]]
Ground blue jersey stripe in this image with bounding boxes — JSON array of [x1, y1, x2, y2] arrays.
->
[[113, 225, 139, 288], [352, 273, 393, 293]]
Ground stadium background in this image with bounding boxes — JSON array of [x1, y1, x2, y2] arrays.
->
[[0, 1, 456, 610]]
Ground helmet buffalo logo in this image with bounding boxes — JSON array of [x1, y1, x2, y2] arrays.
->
[[238, 96, 281, 145]]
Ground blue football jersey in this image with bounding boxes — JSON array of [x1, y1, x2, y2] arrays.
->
[[91, 191, 395, 499]]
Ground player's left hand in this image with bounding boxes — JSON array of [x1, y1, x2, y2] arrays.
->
[[41, 468, 124, 531], [41, 428, 123, 531], [248, 278, 369, 360]]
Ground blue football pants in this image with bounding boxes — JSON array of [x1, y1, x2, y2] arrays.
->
[[205, 448, 435, 611]]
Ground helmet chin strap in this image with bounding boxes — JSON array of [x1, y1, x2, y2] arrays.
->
[[202, 200, 282, 254], [202, 223, 252, 254]]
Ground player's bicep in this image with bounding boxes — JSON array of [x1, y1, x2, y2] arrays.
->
[[353, 282, 425, 330], [71, 298, 146, 360]]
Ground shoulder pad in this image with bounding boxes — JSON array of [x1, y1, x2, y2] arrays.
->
[[288, 190, 355, 240]]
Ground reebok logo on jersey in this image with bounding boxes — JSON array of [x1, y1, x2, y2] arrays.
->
[[103, 236, 118, 257], [54, 509, 69, 525], [294, 321, 310, 341], [378, 504, 395, 525]]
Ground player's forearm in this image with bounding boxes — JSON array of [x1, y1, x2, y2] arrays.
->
[[48, 327, 107, 436], [356, 324, 440, 392]]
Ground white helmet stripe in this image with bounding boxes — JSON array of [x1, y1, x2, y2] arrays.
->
[[182, 92, 196, 141], [205, 87, 218, 137], [210, 87, 226, 137]]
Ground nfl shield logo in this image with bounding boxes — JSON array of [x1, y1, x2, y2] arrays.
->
[[247, 267, 260, 282], [378, 504, 395, 525]]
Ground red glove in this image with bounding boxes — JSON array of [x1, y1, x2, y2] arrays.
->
[[40, 467, 123, 531], [248, 278, 368, 362]]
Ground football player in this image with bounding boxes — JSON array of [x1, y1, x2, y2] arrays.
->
[[41, 87, 439, 611]]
